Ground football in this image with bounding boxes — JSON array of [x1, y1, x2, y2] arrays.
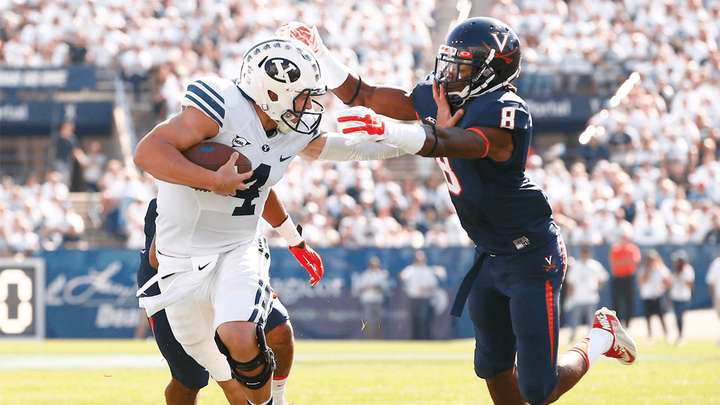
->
[[182, 142, 252, 173]]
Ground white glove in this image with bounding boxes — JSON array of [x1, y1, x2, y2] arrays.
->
[[336, 106, 387, 145], [336, 107, 426, 154]]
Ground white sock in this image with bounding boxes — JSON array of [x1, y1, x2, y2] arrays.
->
[[587, 328, 614, 366], [272, 377, 288, 405]]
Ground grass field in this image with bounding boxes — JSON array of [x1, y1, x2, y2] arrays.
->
[[1, 338, 719, 405]]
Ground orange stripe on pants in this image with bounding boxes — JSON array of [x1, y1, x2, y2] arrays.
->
[[545, 280, 555, 365]]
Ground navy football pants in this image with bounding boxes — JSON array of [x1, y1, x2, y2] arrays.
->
[[468, 236, 567, 405]]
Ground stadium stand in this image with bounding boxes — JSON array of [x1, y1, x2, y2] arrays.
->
[[0, 0, 719, 254]]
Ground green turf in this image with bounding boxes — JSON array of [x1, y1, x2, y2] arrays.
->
[[1, 339, 719, 404]]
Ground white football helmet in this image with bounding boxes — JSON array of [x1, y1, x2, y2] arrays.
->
[[237, 37, 326, 134]]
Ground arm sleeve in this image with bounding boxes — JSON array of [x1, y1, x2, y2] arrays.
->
[[180, 78, 226, 128], [318, 133, 407, 161]]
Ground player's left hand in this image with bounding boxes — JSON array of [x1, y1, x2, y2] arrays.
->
[[336, 106, 387, 145], [289, 241, 325, 286], [432, 80, 464, 128], [276, 22, 324, 54]]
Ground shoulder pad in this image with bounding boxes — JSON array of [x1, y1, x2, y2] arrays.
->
[[181, 76, 232, 128], [462, 91, 531, 132]]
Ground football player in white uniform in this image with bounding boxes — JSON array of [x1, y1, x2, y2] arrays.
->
[[134, 36, 414, 405]]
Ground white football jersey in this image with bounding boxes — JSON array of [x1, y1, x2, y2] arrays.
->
[[155, 76, 317, 256]]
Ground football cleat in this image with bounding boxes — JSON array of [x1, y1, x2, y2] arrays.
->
[[592, 307, 637, 365]]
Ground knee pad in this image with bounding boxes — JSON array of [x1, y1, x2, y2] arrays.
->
[[215, 324, 275, 390]]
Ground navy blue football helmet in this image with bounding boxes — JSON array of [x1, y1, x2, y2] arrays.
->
[[434, 17, 522, 107]]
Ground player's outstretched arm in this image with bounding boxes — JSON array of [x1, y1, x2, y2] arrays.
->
[[333, 75, 417, 121], [300, 129, 407, 161], [278, 22, 417, 121], [134, 107, 250, 195], [336, 83, 514, 160], [263, 189, 324, 286]]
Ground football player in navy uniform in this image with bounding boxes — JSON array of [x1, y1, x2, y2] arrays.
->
[[137, 189, 313, 405], [282, 18, 638, 405]]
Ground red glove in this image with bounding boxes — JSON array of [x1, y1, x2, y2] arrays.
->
[[276, 22, 322, 53], [289, 241, 324, 286]]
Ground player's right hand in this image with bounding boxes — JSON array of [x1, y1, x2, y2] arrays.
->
[[289, 241, 325, 286], [276, 22, 324, 54], [432, 80, 464, 128], [211, 152, 252, 196]]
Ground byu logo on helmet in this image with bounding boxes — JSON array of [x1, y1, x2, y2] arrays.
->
[[265, 58, 300, 83]]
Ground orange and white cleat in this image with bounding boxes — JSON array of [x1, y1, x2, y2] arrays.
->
[[592, 307, 638, 365]]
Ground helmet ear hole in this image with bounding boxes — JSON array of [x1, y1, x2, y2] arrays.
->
[[267, 90, 279, 102]]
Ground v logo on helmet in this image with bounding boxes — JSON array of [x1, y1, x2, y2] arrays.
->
[[490, 32, 509, 51], [265, 57, 300, 83]]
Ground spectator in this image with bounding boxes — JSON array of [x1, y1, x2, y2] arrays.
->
[[352, 256, 390, 339], [706, 256, 720, 344], [576, 136, 609, 171], [52, 120, 82, 185], [704, 212, 720, 244], [669, 250, 694, 344], [75, 141, 107, 192], [638, 250, 672, 341], [564, 246, 609, 342], [609, 228, 641, 326], [399, 250, 439, 340]]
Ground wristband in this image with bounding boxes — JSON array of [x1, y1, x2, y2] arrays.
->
[[343, 76, 362, 105], [275, 216, 303, 247], [383, 121, 427, 154], [426, 125, 439, 156]]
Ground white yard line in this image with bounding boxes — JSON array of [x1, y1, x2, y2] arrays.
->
[[2, 350, 716, 371], [0, 352, 470, 370]]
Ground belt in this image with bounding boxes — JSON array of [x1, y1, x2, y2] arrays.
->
[[450, 253, 486, 317]]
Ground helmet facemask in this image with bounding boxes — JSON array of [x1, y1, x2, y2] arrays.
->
[[279, 87, 326, 134], [434, 45, 497, 107]]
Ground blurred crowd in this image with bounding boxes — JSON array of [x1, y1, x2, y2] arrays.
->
[[0, 0, 434, 121], [0, 159, 156, 255], [496, 0, 720, 247], [2, 0, 720, 255]]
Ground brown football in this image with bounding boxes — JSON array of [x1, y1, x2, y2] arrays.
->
[[182, 142, 252, 173]]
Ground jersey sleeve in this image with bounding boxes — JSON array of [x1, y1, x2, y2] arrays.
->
[[181, 77, 227, 128], [463, 96, 531, 134]]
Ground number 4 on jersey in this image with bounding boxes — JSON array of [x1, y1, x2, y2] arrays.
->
[[232, 164, 271, 216]]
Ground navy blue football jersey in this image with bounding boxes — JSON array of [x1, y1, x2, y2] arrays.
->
[[411, 76, 556, 254]]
